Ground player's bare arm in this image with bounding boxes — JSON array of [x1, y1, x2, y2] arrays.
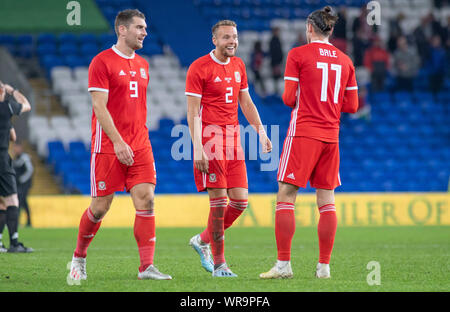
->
[[90, 91, 134, 166], [0, 82, 31, 113], [238, 90, 272, 153], [187, 95, 208, 173], [9, 127, 16, 142]]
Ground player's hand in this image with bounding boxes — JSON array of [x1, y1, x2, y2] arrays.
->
[[194, 150, 209, 173], [114, 140, 134, 166], [260, 134, 272, 153], [3, 84, 14, 94]]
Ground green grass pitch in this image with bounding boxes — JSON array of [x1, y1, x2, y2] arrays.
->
[[0, 226, 449, 292]]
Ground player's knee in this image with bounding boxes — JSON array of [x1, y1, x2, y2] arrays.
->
[[90, 195, 113, 218], [136, 193, 154, 212], [3, 194, 19, 207]]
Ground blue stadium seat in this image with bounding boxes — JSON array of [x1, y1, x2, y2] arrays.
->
[[64, 54, 87, 68], [59, 33, 78, 45], [59, 43, 79, 55], [78, 33, 98, 45], [37, 33, 56, 45], [80, 43, 99, 55], [41, 54, 64, 71], [37, 43, 57, 57]]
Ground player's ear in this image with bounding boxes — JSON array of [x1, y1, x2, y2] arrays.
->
[[118, 24, 127, 37], [212, 35, 217, 46]]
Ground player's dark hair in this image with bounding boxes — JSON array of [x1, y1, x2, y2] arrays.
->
[[114, 9, 145, 37], [212, 20, 237, 37], [307, 6, 338, 37]]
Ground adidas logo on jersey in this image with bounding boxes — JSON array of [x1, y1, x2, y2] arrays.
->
[[119, 70, 126, 76], [287, 173, 295, 180], [214, 76, 222, 83]]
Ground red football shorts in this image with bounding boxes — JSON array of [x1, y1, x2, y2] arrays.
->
[[277, 136, 341, 190], [90, 147, 156, 197], [194, 145, 248, 192]]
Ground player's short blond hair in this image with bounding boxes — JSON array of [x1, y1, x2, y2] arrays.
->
[[212, 20, 237, 37]]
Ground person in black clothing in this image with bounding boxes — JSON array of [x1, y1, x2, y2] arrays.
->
[[0, 80, 33, 253], [269, 27, 283, 95], [250, 40, 267, 96], [12, 142, 34, 227]]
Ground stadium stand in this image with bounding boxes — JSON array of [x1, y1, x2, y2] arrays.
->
[[0, 0, 448, 195]]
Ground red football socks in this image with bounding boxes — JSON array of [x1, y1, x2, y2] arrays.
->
[[275, 202, 296, 261], [199, 198, 248, 244], [317, 204, 337, 264], [134, 209, 156, 272], [207, 197, 227, 265], [74, 207, 102, 258], [224, 199, 248, 228]]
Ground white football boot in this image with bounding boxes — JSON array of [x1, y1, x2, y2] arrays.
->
[[259, 261, 293, 279], [138, 265, 172, 280], [189, 234, 214, 273], [315, 263, 331, 279], [70, 255, 87, 281], [212, 263, 237, 277]]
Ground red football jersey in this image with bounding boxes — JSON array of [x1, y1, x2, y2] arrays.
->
[[88, 45, 151, 154], [283, 40, 358, 142], [185, 50, 248, 147]]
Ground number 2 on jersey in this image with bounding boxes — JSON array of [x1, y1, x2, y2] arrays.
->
[[316, 62, 341, 104], [225, 87, 233, 103], [130, 81, 138, 98]]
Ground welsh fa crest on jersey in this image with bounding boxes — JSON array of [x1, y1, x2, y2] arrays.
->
[[234, 71, 241, 83], [209, 173, 216, 183], [140, 68, 147, 79], [98, 181, 106, 190]]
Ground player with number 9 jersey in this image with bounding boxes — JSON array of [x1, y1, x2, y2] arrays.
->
[[88, 45, 155, 197], [88, 45, 151, 155]]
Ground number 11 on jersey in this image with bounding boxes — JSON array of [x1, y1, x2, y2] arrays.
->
[[317, 62, 341, 104]]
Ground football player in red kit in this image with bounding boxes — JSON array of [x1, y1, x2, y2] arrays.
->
[[69, 9, 171, 281], [260, 6, 359, 279], [186, 20, 272, 277]]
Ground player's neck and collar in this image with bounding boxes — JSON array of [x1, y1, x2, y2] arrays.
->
[[112, 44, 135, 59], [309, 36, 333, 46], [210, 50, 230, 65]]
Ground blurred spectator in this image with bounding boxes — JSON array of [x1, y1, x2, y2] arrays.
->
[[292, 32, 306, 48], [393, 36, 420, 91], [350, 85, 370, 120], [269, 27, 283, 94], [12, 142, 33, 227], [352, 5, 376, 39], [413, 15, 433, 66], [352, 29, 370, 67], [387, 13, 405, 53], [363, 36, 390, 92], [445, 16, 450, 80], [427, 35, 447, 94], [331, 6, 347, 53], [250, 40, 266, 96]]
